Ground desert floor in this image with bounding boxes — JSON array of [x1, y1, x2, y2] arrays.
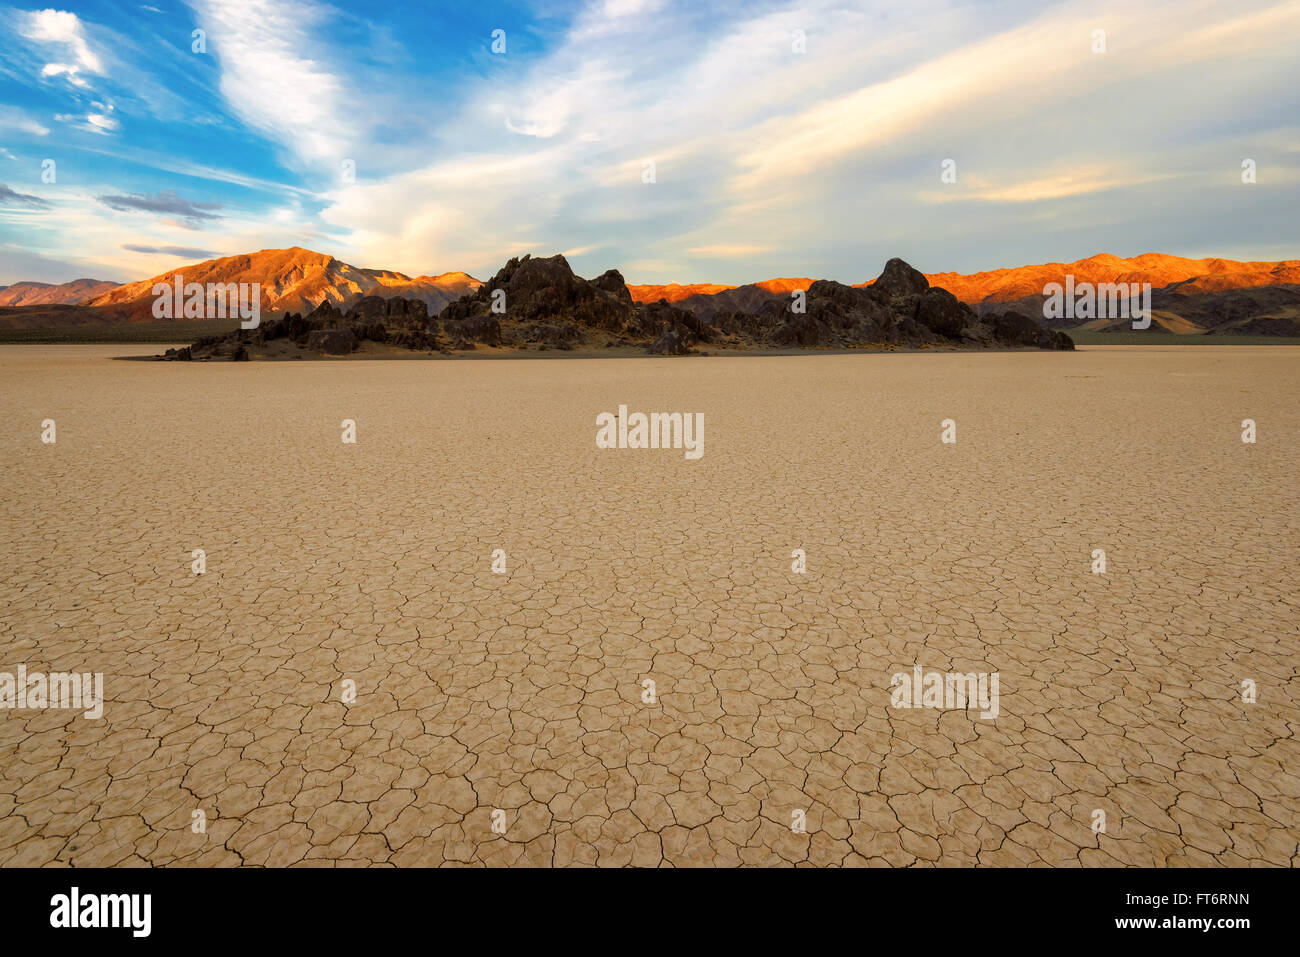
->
[[1, 344, 1297, 867]]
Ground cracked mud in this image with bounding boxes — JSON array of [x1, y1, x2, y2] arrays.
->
[[1, 344, 1297, 867]]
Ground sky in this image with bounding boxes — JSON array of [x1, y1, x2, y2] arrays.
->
[[0, 0, 1297, 286]]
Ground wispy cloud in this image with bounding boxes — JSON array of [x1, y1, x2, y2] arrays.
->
[[185, 0, 355, 165], [23, 8, 104, 85], [122, 243, 218, 258], [321, 0, 1300, 281], [0, 105, 50, 137], [2, 0, 1297, 285], [98, 190, 223, 224], [0, 183, 50, 209]]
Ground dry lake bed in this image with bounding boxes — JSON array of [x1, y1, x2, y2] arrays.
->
[[1, 344, 1297, 867]]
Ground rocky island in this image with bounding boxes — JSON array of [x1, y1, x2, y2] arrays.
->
[[161, 254, 1073, 360]]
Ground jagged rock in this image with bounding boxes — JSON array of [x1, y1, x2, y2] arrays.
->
[[873, 257, 930, 298], [347, 295, 428, 327], [989, 312, 1074, 350], [769, 281, 898, 346], [634, 301, 710, 342], [915, 287, 973, 338], [392, 329, 441, 351], [307, 300, 344, 324], [714, 309, 773, 338], [350, 322, 388, 343], [773, 310, 828, 347], [257, 311, 325, 343], [306, 328, 357, 354], [173, 254, 1072, 357], [591, 268, 634, 304], [232, 344, 250, 362], [528, 322, 581, 349], [441, 315, 501, 345], [648, 329, 691, 355], [893, 316, 941, 345], [443, 254, 636, 333]]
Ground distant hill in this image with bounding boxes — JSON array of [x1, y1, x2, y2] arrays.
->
[[625, 282, 736, 303], [918, 253, 1300, 306], [165, 253, 1072, 361], [86, 247, 481, 320], [0, 278, 119, 307], [662, 254, 1300, 336], [4, 248, 1297, 336], [362, 271, 482, 312]]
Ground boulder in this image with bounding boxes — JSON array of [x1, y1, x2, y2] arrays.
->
[[306, 328, 357, 354], [773, 310, 829, 347], [915, 287, 972, 338], [591, 268, 634, 304], [872, 257, 930, 298], [648, 329, 691, 355], [441, 315, 502, 345]]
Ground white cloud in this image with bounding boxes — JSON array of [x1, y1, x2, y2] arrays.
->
[[10, 0, 1299, 285], [319, 0, 1300, 281], [185, 0, 356, 166], [0, 105, 50, 137], [41, 63, 90, 87], [85, 112, 119, 133], [23, 9, 103, 86], [922, 168, 1174, 204]]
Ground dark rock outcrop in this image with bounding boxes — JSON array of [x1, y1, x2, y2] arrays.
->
[[442, 254, 636, 333], [873, 257, 930, 298], [170, 254, 1071, 359], [985, 311, 1073, 349], [915, 287, 969, 339], [648, 329, 691, 355], [591, 268, 634, 304], [306, 328, 357, 355], [441, 315, 502, 345]]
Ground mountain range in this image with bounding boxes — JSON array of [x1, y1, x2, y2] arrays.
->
[[3, 248, 1298, 335], [85, 247, 481, 319], [0, 278, 119, 308], [166, 253, 1074, 361]]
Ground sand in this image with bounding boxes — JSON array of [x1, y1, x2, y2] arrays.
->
[[1, 344, 1297, 867]]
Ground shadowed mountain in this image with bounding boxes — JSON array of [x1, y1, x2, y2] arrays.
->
[[663, 279, 815, 320], [918, 253, 1300, 335], [167, 254, 1071, 360], [919, 253, 1300, 307], [626, 278, 812, 306], [1056, 284, 1300, 336]]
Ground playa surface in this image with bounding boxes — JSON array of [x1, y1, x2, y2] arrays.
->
[[1, 344, 1297, 867]]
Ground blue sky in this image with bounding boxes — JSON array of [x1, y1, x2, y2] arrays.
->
[[0, 0, 1297, 285]]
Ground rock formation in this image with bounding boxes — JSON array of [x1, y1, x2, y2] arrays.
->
[[167, 254, 1073, 360]]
